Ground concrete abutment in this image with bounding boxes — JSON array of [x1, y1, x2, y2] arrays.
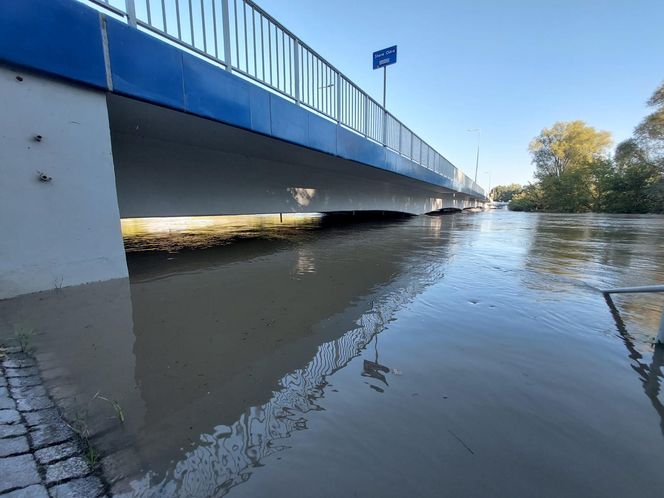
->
[[0, 66, 128, 299]]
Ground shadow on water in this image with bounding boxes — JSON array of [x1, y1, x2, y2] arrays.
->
[[604, 294, 664, 435], [0, 213, 455, 497], [118, 216, 449, 496]]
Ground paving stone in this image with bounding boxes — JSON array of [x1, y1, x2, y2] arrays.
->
[[35, 440, 81, 465], [0, 435, 30, 457], [8, 375, 42, 389], [0, 395, 16, 410], [0, 376, 6, 387], [30, 423, 74, 449], [3, 357, 37, 369], [23, 408, 60, 428], [5, 367, 39, 378], [0, 423, 27, 438], [2, 484, 49, 498], [0, 453, 40, 493], [11, 384, 47, 399], [16, 395, 54, 412], [0, 386, 8, 397], [45, 456, 91, 484], [3, 351, 32, 361], [48, 476, 104, 498], [0, 409, 21, 425]]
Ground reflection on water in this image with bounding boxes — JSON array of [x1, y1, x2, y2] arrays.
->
[[121, 214, 323, 252], [2, 211, 664, 498], [604, 294, 664, 435], [524, 214, 664, 343]]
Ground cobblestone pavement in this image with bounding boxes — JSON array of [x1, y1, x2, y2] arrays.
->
[[0, 346, 109, 497]]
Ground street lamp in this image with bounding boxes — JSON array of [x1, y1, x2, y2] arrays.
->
[[467, 128, 481, 184]]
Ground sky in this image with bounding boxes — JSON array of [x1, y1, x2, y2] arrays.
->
[[257, 0, 664, 189]]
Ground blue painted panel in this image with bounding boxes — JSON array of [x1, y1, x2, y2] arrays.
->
[[182, 54, 251, 129], [249, 86, 271, 135], [270, 95, 308, 146], [384, 149, 406, 174], [307, 114, 337, 156], [422, 166, 452, 190], [106, 20, 185, 110], [387, 151, 456, 191], [0, 0, 106, 88], [336, 127, 385, 169], [437, 174, 455, 191]]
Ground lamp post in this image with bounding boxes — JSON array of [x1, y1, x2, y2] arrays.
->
[[467, 128, 481, 184]]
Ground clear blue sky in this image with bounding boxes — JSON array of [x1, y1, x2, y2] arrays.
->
[[258, 0, 664, 189]]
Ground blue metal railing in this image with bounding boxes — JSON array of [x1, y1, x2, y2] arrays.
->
[[85, 0, 485, 198]]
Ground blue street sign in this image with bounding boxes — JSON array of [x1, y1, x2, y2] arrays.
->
[[373, 46, 397, 70]]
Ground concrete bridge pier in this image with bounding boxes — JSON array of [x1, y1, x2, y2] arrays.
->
[[0, 65, 128, 299]]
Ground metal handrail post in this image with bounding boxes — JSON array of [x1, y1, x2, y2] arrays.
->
[[293, 39, 301, 104], [221, 0, 233, 71], [398, 121, 402, 156], [601, 285, 664, 294], [602, 285, 664, 344], [125, 0, 137, 27], [363, 95, 369, 138], [335, 72, 341, 123]]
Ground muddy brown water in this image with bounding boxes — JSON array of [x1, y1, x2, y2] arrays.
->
[[2, 210, 664, 497]]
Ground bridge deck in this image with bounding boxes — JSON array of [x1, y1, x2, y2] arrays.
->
[[0, 0, 485, 201]]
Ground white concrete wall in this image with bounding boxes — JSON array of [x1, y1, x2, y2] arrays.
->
[[0, 66, 128, 299]]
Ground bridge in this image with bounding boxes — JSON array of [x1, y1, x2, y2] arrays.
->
[[0, 0, 486, 299]]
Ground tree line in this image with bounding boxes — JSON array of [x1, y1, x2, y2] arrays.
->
[[492, 81, 664, 213]]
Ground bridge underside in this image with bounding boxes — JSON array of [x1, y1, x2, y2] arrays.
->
[[108, 94, 475, 218], [0, 65, 477, 299]]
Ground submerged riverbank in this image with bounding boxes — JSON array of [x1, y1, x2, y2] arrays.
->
[[1, 211, 664, 497]]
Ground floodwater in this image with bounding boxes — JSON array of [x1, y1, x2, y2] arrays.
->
[[2, 210, 664, 497]]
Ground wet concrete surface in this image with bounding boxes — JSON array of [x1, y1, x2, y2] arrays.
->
[[1, 211, 664, 497]]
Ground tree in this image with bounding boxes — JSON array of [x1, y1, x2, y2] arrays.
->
[[608, 139, 664, 213], [529, 121, 612, 179], [509, 184, 543, 211], [524, 121, 612, 212], [513, 82, 664, 214], [635, 81, 664, 157], [490, 184, 523, 202]]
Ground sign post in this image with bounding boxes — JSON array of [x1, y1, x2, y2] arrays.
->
[[372, 45, 397, 145], [372, 45, 397, 108]]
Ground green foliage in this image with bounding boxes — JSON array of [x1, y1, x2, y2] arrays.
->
[[14, 326, 35, 354], [93, 392, 125, 424], [515, 92, 664, 213], [64, 391, 126, 469], [603, 142, 664, 213], [509, 184, 543, 211], [490, 183, 523, 202], [529, 121, 612, 179], [635, 81, 664, 155]]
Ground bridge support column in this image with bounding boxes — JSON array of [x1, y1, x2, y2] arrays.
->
[[0, 65, 128, 299]]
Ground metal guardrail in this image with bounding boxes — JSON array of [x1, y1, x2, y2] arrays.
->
[[602, 285, 664, 344], [85, 0, 485, 198]]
